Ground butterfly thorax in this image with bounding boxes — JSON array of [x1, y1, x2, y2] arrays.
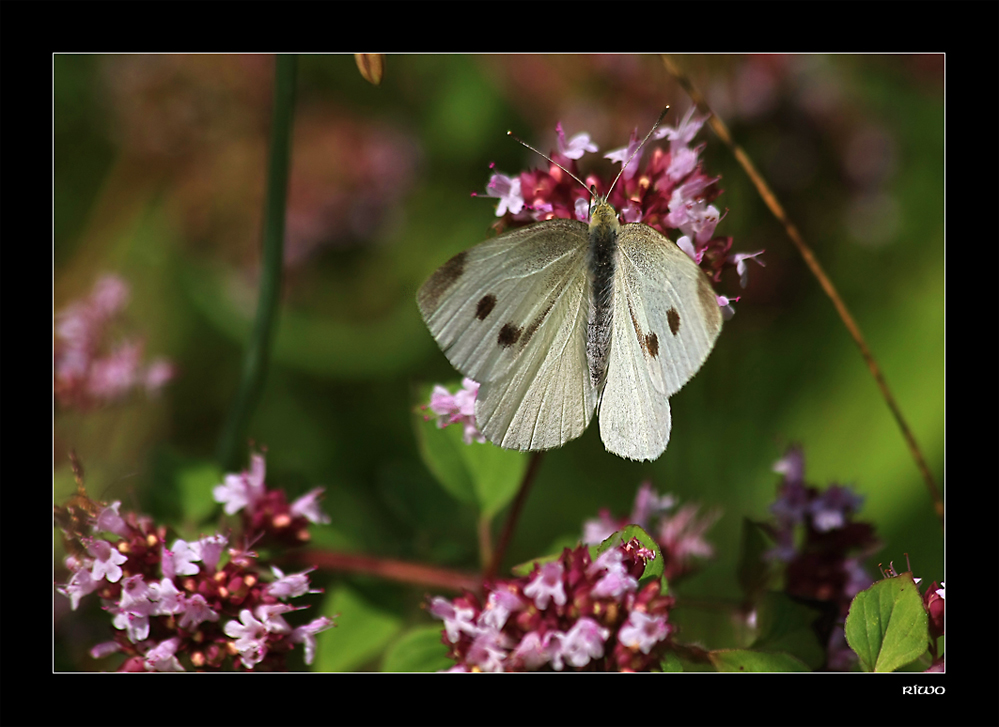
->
[[586, 199, 620, 390]]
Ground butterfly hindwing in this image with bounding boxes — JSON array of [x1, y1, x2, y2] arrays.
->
[[418, 219, 598, 451], [598, 224, 723, 461]]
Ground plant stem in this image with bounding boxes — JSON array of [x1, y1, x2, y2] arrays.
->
[[216, 54, 298, 470], [484, 451, 545, 581], [289, 550, 481, 593]]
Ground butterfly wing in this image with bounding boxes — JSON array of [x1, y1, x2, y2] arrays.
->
[[598, 223, 723, 461], [418, 218, 598, 451]]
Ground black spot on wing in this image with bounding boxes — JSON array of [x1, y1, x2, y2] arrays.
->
[[645, 332, 659, 358], [498, 322, 522, 348], [418, 251, 468, 312], [476, 294, 497, 320], [628, 300, 660, 359], [667, 307, 680, 336]]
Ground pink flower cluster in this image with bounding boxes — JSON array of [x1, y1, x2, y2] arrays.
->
[[213, 452, 331, 547], [54, 275, 176, 410], [428, 538, 674, 671], [55, 454, 333, 671], [583, 481, 720, 583], [484, 108, 764, 294]]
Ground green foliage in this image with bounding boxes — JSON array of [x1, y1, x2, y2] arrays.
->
[[750, 592, 826, 670], [313, 585, 403, 672], [381, 626, 453, 673], [845, 573, 929, 672], [709, 649, 811, 673], [413, 389, 527, 518], [659, 650, 684, 672]]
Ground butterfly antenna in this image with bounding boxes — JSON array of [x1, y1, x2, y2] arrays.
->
[[605, 105, 671, 199], [507, 131, 591, 194]]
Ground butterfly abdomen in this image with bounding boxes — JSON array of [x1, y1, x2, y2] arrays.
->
[[586, 200, 620, 389]]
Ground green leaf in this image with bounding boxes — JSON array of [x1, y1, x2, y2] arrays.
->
[[750, 592, 826, 670], [381, 625, 453, 672], [659, 650, 684, 672], [414, 398, 476, 504], [313, 585, 402, 672], [462, 438, 528, 519], [709, 648, 811, 672], [845, 573, 928, 672], [413, 386, 526, 517]]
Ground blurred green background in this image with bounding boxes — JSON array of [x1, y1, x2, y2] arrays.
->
[[54, 54, 943, 670]]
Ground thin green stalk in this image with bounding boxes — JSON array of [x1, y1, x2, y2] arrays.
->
[[217, 54, 298, 470]]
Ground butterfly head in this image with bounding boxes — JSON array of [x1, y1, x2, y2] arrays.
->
[[588, 197, 621, 238]]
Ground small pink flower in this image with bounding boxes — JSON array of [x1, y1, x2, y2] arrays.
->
[[213, 453, 268, 515], [291, 616, 336, 665], [224, 609, 269, 668], [556, 123, 599, 160], [556, 617, 610, 669], [144, 637, 184, 672], [425, 378, 485, 445], [485, 173, 524, 216], [728, 250, 766, 288], [618, 611, 669, 654], [87, 539, 128, 583], [604, 128, 643, 181], [290, 487, 332, 524], [524, 561, 566, 610], [267, 566, 321, 600], [658, 105, 708, 148]]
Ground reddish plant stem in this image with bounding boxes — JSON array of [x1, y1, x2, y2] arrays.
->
[[288, 550, 480, 593]]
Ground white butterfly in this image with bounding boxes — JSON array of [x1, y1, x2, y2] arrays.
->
[[417, 116, 723, 461]]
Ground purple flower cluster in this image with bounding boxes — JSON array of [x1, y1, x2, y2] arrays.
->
[[54, 275, 176, 410], [484, 108, 763, 300], [765, 446, 878, 604], [55, 455, 333, 671], [428, 538, 674, 671], [764, 445, 880, 670]]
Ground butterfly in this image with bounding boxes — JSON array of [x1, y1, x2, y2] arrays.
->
[[417, 111, 723, 461]]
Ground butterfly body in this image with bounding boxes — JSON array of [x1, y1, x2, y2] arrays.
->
[[418, 197, 722, 461], [585, 200, 619, 393]]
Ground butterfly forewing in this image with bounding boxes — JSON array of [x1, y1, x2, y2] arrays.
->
[[418, 219, 598, 451], [476, 283, 596, 450], [616, 224, 722, 395], [598, 224, 722, 461]]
